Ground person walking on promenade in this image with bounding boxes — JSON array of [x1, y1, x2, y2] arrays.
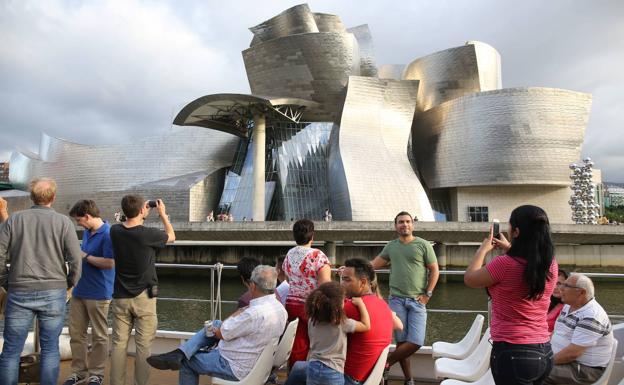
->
[[0, 177, 83, 385], [109, 195, 175, 385], [62, 200, 115, 385], [282, 219, 332, 368], [465, 205, 558, 385], [371, 211, 439, 385]]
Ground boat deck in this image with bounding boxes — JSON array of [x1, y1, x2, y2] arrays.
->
[[58, 358, 438, 384]]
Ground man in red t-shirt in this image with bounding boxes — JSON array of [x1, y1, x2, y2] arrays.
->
[[342, 258, 394, 384], [283, 258, 394, 385]]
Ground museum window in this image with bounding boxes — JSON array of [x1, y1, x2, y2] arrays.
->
[[467, 206, 489, 222]]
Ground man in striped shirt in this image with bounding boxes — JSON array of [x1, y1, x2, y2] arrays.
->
[[545, 273, 614, 384]]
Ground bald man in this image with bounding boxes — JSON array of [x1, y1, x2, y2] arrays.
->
[[0, 177, 83, 385]]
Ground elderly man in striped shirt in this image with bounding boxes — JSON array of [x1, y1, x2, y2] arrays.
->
[[147, 265, 287, 385], [545, 273, 614, 385]]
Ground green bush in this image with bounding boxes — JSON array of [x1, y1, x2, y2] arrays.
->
[[604, 205, 624, 223]]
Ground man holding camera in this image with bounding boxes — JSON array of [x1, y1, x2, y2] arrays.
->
[[109, 195, 175, 385]]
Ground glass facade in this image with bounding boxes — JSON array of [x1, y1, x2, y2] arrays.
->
[[217, 121, 333, 221]]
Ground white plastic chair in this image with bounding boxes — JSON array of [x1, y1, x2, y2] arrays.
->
[[612, 323, 624, 358], [211, 342, 277, 385], [433, 314, 485, 359], [272, 319, 299, 370], [592, 339, 618, 385], [435, 328, 491, 382], [440, 369, 494, 385], [362, 345, 391, 385]]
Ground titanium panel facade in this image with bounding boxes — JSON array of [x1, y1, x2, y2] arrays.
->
[[347, 24, 378, 77], [9, 128, 239, 221], [242, 32, 360, 121], [329, 76, 434, 221], [412, 87, 592, 189], [249, 4, 318, 46], [313, 13, 346, 33], [378, 64, 405, 80], [403, 41, 502, 112]]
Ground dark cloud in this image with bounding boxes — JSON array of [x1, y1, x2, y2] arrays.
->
[[1, 0, 622, 180]]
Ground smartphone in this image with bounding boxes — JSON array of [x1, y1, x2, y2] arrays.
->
[[492, 219, 500, 239]]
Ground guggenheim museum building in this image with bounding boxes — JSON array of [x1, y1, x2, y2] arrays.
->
[[7, 4, 592, 223]]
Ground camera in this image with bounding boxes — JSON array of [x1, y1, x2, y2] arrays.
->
[[492, 219, 500, 239], [147, 200, 158, 208], [147, 285, 158, 298]]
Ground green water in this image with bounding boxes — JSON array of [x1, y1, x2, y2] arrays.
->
[[156, 270, 624, 345]]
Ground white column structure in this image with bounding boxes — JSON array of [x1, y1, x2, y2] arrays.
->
[[252, 113, 266, 221]]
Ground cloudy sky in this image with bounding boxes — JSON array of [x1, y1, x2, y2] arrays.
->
[[1, 0, 623, 181]]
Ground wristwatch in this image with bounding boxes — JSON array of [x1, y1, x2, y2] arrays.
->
[[425, 291, 433, 298]]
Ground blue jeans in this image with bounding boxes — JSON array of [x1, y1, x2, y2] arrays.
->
[[178, 320, 237, 385], [0, 289, 67, 385], [285, 361, 362, 385], [284, 361, 307, 385], [491, 341, 554, 385], [388, 295, 427, 346], [344, 374, 363, 385], [307, 360, 344, 385]]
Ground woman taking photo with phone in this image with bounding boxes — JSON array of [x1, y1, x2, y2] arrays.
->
[[464, 205, 558, 385]]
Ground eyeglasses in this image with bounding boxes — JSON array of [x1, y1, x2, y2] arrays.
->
[[561, 283, 582, 290]]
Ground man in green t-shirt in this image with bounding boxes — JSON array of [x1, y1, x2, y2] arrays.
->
[[372, 211, 439, 385]]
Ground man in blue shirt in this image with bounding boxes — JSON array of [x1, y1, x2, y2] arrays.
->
[[63, 200, 115, 385]]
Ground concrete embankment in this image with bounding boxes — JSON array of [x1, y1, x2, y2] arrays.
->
[[151, 221, 624, 268]]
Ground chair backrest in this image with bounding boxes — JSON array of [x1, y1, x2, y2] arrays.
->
[[362, 345, 391, 385], [457, 314, 485, 351], [592, 339, 618, 385], [211, 341, 277, 385], [273, 319, 299, 369], [464, 328, 492, 371], [612, 323, 624, 358], [473, 369, 495, 385]]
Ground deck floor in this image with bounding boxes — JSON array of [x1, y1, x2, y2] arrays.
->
[[58, 358, 438, 384]]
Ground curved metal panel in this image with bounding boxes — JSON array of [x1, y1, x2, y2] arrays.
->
[[331, 76, 434, 221], [173, 93, 319, 137], [8, 150, 39, 190], [313, 13, 346, 33], [412, 87, 592, 189], [347, 24, 378, 77], [378, 64, 405, 80], [243, 32, 360, 121], [9, 128, 239, 218], [470, 41, 502, 91], [249, 4, 318, 46], [403, 41, 502, 112]]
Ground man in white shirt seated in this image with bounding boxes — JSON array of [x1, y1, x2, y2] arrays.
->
[[147, 265, 288, 385], [545, 273, 614, 385]]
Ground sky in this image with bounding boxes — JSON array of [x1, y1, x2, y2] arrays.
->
[[1, 0, 623, 181]]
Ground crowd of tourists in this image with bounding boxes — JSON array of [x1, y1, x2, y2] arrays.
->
[[0, 178, 617, 385]]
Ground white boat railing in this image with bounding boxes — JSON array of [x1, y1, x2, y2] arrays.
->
[[153, 263, 624, 321]]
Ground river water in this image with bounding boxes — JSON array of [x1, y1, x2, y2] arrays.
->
[[156, 267, 624, 344], [1, 267, 620, 345]]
